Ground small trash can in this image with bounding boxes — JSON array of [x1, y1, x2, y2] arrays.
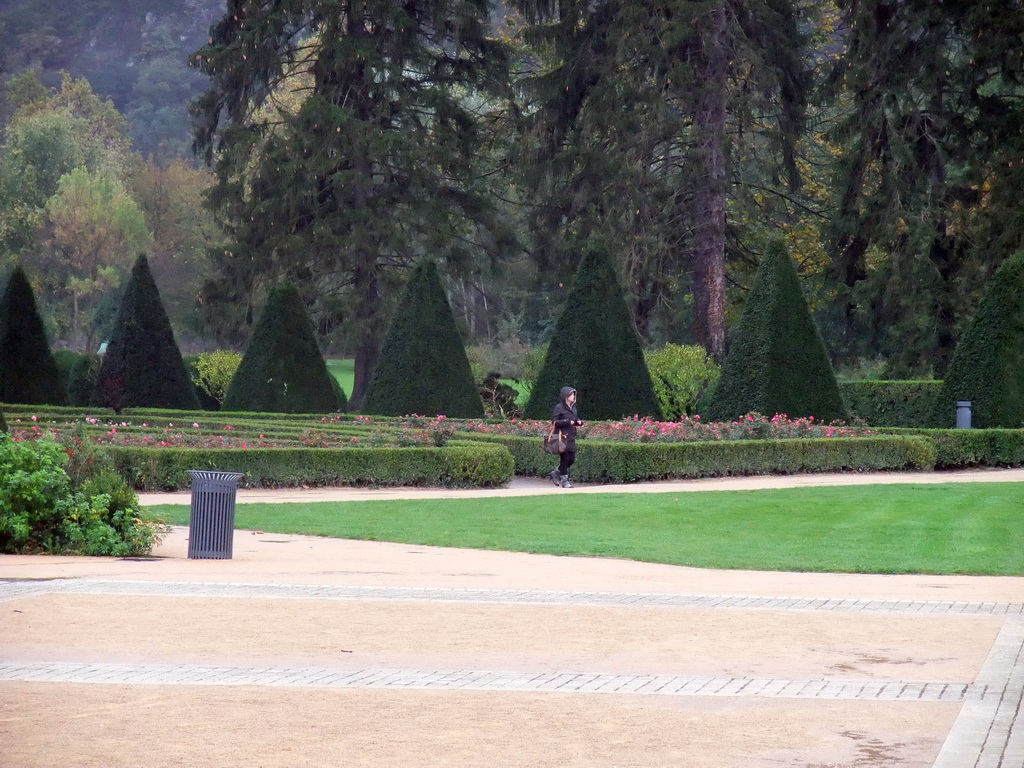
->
[[187, 470, 244, 559], [956, 401, 972, 429]]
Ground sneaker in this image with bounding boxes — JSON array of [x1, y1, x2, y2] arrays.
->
[[560, 475, 573, 488], [548, 469, 562, 487]]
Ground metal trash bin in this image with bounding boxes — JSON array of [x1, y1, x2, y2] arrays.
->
[[187, 470, 244, 559], [956, 401, 972, 429]]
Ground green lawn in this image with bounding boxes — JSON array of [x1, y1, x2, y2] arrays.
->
[[149, 482, 1024, 575], [325, 359, 355, 400]]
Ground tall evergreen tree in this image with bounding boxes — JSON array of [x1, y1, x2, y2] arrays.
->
[[222, 280, 342, 414], [190, 0, 511, 408], [0, 265, 68, 405], [827, 0, 1024, 376], [936, 251, 1024, 429], [514, 0, 810, 356], [707, 239, 845, 422], [524, 242, 660, 421], [91, 254, 199, 412], [363, 261, 484, 418]]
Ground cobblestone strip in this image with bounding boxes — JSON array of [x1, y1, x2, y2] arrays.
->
[[2, 579, 1021, 617], [933, 617, 1024, 768], [0, 661, 990, 702]]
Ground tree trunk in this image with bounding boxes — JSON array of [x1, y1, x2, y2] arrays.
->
[[348, 263, 381, 410], [691, 2, 727, 360]]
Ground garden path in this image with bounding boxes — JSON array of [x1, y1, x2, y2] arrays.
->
[[2, 468, 1023, 767]]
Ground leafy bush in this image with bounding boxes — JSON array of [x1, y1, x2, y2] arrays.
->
[[645, 344, 720, 420], [67, 352, 101, 406], [839, 381, 943, 427], [0, 432, 164, 555], [190, 350, 242, 407], [479, 372, 523, 419]]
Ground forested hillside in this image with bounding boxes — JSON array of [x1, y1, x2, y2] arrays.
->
[[0, 0, 221, 160]]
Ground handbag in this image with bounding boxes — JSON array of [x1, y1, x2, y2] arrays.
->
[[542, 422, 566, 454]]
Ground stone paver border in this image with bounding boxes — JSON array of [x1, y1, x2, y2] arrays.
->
[[3, 576, 1022, 767]]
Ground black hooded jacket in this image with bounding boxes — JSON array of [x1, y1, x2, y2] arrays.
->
[[551, 386, 580, 450]]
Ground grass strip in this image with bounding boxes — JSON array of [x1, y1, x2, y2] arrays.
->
[[149, 482, 1024, 575]]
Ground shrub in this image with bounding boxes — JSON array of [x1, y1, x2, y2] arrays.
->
[[0, 432, 163, 555], [839, 381, 943, 427], [92, 255, 200, 412], [645, 344, 720, 420], [364, 261, 484, 417], [880, 427, 1024, 469], [479, 372, 522, 419], [937, 250, 1024, 428], [52, 350, 81, 390], [190, 350, 242, 408], [106, 443, 514, 490], [223, 281, 343, 414], [67, 352, 101, 406], [470, 433, 935, 483], [524, 242, 660, 420], [0, 265, 69, 405], [708, 238, 846, 422]]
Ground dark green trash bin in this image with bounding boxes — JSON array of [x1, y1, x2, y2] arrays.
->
[[187, 470, 244, 559]]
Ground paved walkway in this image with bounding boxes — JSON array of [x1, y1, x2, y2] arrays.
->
[[3, 469, 1024, 767]]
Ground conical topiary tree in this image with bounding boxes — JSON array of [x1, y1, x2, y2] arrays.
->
[[524, 242, 660, 421], [222, 280, 343, 414], [0, 265, 68, 405], [363, 261, 484, 417], [707, 238, 846, 422], [936, 250, 1024, 428], [91, 255, 200, 412]]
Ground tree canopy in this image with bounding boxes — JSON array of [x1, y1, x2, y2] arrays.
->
[[190, 0, 511, 408]]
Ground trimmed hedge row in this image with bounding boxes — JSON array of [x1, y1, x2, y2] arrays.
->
[[468, 434, 936, 483], [880, 428, 1024, 468], [839, 381, 943, 428], [107, 444, 514, 491]]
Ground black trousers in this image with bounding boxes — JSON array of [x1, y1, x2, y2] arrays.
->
[[558, 449, 576, 475]]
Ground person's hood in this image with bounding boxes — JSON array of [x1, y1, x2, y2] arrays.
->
[[559, 386, 576, 403]]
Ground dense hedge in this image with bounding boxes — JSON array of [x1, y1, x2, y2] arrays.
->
[[106, 444, 514, 490], [363, 260, 484, 418], [0, 265, 68, 406], [938, 250, 1024, 428], [708, 239, 846, 422], [468, 433, 936, 483], [839, 381, 943, 427], [223, 280, 342, 414], [525, 242, 660, 420], [92, 255, 200, 411], [880, 428, 1024, 468]]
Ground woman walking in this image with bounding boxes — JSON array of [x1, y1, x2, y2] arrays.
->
[[548, 386, 583, 488]]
